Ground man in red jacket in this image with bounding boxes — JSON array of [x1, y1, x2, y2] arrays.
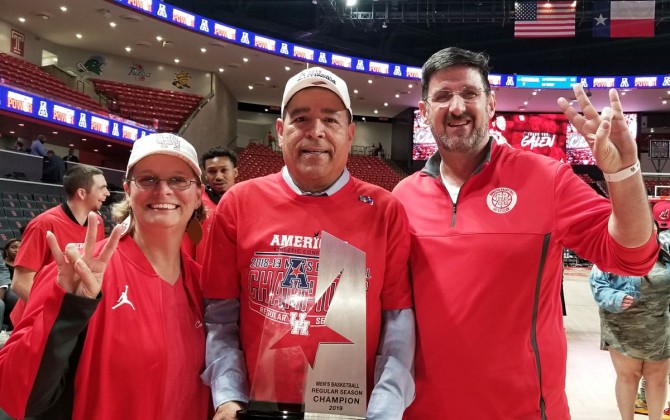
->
[[393, 47, 658, 419]]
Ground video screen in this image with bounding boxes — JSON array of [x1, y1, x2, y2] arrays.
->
[[412, 110, 569, 162], [411, 110, 638, 165]]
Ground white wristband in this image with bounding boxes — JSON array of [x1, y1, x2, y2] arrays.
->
[[602, 161, 640, 182]]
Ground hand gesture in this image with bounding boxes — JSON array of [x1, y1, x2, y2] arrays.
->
[[621, 295, 634, 310], [46, 212, 122, 298], [558, 85, 637, 174]]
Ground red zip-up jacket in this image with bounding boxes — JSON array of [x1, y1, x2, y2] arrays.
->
[[393, 140, 657, 419]]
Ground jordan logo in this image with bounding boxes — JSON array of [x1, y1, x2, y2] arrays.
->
[[112, 285, 136, 310]]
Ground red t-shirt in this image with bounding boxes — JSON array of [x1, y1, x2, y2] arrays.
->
[[202, 173, 412, 404]]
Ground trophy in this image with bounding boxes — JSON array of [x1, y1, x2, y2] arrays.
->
[[238, 231, 367, 419]]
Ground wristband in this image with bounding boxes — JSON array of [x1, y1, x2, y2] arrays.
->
[[602, 161, 640, 182]]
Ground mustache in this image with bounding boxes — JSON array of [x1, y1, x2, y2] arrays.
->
[[444, 113, 474, 123]]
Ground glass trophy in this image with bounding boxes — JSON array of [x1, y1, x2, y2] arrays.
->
[[238, 231, 367, 419]]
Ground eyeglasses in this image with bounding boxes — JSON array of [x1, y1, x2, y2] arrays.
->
[[427, 87, 486, 105], [128, 175, 198, 191]]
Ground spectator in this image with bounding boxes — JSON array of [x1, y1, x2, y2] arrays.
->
[[267, 130, 276, 149], [374, 142, 384, 158], [1, 239, 20, 331], [63, 147, 80, 168], [10, 164, 108, 325], [11, 140, 25, 153], [193, 147, 238, 264], [392, 47, 657, 419], [589, 233, 670, 420], [42, 149, 66, 184], [0, 133, 210, 419], [29, 135, 46, 157], [201, 67, 414, 420]]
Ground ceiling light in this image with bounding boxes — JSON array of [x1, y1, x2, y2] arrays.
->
[[621, 92, 626, 96], [532, 91, 537, 96], [200, 48, 207, 53], [156, 36, 163, 41], [248, 85, 253, 90], [109, 22, 117, 27], [125, 46, 132, 52], [523, 101, 528, 106], [60, 6, 67, 12], [265, 76, 271, 81], [384, 102, 388, 107], [408, 84, 413, 89], [362, 117, 366, 121], [353, 89, 359, 94], [93, 149, 99, 152], [285, 66, 290, 71], [664, 100, 668, 105], [346, 0, 357, 6], [374, 109, 378, 114], [69, 144, 74, 147], [395, 94, 400, 98], [107, 144, 112, 148], [76, 33, 82, 39], [9, 131, 14, 134], [52, 131, 58, 135], [264, 108, 269, 112], [218, 68, 224, 72], [368, 79, 372, 84], [18, 123, 24, 127], [243, 57, 249, 62], [82, 138, 87, 141], [18, 17, 25, 23], [174, 58, 180, 63]]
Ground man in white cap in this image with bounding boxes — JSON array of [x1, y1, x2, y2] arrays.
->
[[201, 67, 415, 420]]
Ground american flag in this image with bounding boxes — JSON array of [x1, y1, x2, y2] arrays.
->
[[515, 1, 576, 38]]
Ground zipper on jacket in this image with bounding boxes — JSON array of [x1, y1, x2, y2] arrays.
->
[[531, 234, 551, 420]]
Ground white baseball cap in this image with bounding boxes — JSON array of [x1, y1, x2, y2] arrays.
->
[[281, 67, 352, 119], [126, 133, 201, 178]]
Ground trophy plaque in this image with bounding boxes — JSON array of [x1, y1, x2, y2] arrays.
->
[[238, 231, 367, 419]]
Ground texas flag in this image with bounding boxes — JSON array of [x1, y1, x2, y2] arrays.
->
[[593, 1, 655, 38]]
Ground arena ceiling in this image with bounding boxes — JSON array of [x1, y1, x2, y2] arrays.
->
[[1, 0, 670, 124]]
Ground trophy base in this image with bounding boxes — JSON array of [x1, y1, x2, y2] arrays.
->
[[238, 401, 304, 419]]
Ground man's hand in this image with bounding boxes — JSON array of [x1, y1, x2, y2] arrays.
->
[[46, 212, 122, 298], [558, 85, 637, 174], [213, 401, 244, 420]]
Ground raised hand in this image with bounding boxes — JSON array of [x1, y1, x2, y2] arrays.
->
[[558, 84, 637, 174], [46, 212, 122, 298]]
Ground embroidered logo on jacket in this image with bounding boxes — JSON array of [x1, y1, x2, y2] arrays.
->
[[112, 285, 136, 310], [486, 187, 517, 214]]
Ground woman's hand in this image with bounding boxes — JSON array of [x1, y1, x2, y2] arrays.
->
[[46, 212, 122, 298], [621, 295, 634, 310]]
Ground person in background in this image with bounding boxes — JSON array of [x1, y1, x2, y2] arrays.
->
[[63, 147, 80, 168], [0, 133, 210, 419], [11, 140, 25, 153], [1, 239, 20, 331], [182, 147, 239, 264], [392, 47, 657, 419], [201, 67, 414, 420], [29, 134, 46, 157], [589, 228, 670, 420], [42, 149, 66, 184], [10, 164, 108, 324], [267, 130, 276, 149]]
